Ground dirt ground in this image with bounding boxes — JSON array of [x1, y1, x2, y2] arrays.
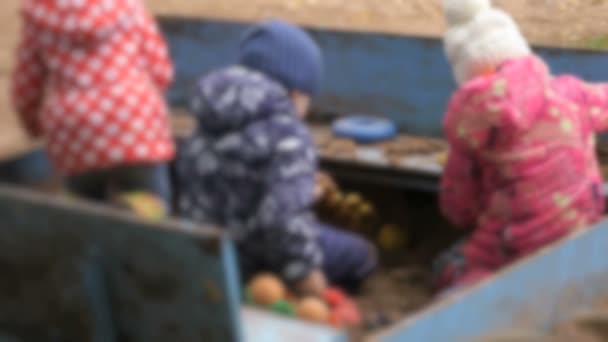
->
[[0, 0, 42, 160], [315, 179, 461, 338], [148, 0, 608, 50], [551, 298, 608, 342], [311, 123, 446, 171], [596, 140, 608, 179], [483, 298, 608, 341], [351, 267, 432, 339]]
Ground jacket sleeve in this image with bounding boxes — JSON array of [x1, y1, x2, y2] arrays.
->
[[440, 91, 484, 229], [11, 18, 46, 137], [440, 142, 481, 229], [553, 75, 608, 133], [137, 9, 174, 91], [250, 119, 323, 284]]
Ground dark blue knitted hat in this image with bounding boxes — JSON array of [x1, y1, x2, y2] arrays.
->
[[238, 20, 323, 96]]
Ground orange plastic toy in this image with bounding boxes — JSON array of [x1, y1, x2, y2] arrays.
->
[[249, 273, 287, 306], [297, 297, 331, 323]]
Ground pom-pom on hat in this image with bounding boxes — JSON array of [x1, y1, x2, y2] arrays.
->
[[443, 0, 531, 84]]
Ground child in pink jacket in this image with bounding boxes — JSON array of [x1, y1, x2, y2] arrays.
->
[[11, 0, 175, 210], [436, 0, 607, 292]]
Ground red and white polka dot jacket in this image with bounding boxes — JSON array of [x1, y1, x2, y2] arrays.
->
[[11, 0, 175, 175]]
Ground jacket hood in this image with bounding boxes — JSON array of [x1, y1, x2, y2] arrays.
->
[[190, 66, 297, 135], [23, 0, 135, 43], [445, 55, 551, 144]]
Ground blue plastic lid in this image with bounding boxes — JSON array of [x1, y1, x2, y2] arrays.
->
[[332, 115, 398, 143]]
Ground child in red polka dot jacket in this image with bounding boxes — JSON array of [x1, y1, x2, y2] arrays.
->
[[11, 0, 175, 209], [436, 0, 608, 293]]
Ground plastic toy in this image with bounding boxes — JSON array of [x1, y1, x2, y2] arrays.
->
[[378, 224, 408, 252], [343, 193, 364, 210], [332, 116, 398, 143], [435, 151, 448, 166], [249, 274, 286, 306], [270, 300, 296, 316], [323, 190, 344, 210], [245, 274, 362, 328], [297, 297, 330, 323], [113, 192, 168, 222], [316, 188, 381, 235], [324, 288, 362, 328]]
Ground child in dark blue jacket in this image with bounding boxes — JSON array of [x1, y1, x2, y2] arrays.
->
[[176, 20, 377, 295]]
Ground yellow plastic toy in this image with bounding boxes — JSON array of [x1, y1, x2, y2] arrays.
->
[[436, 151, 448, 166], [378, 224, 408, 252], [114, 192, 168, 222]]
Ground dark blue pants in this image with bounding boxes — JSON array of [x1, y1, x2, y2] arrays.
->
[[0, 150, 55, 187], [66, 164, 171, 207], [240, 224, 377, 293], [318, 224, 378, 292]]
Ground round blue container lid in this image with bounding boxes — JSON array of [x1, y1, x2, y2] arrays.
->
[[332, 115, 398, 143]]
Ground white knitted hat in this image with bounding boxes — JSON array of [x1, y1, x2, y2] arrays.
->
[[443, 0, 531, 84]]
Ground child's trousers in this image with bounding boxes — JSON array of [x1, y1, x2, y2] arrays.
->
[[239, 223, 377, 293], [318, 224, 378, 292], [66, 164, 171, 207], [0, 149, 57, 191]]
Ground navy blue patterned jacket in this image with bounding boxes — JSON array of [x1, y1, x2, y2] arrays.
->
[[176, 66, 322, 282]]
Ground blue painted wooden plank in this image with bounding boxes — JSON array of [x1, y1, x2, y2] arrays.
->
[[159, 18, 608, 137], [0, 187, 348, 342], [159, 18, 454, 137], [242, 308, 347, 342], [373, 221, 608, 342], [79, 249, 118, 342], [0, 186, 243, 342]]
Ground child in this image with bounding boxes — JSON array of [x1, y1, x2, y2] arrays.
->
[[436, 0, 608, 292], [11, 0, 175, 211], [176, 20, 377, 296]]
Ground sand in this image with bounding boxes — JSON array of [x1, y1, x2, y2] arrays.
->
[[315, 181, 462, 338], [148, 0, 608, 50], [0, 0, 42, 160]]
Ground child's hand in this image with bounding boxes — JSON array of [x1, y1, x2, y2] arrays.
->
[[296, 269, 328, 297], [314, 172, 337, 201]]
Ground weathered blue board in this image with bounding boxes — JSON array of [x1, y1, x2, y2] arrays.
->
[[159, 18, 608, 137], [243, 308, 347, 342], [0, 187, 242, 341], [0, 186, 345, 342], [373, 221, 608, 341]]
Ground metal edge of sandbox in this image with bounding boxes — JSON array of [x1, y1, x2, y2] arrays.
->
[[370, 219, 608, 342]]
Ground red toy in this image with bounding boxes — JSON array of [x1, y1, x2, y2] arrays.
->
[[324, 288, 362, 328]]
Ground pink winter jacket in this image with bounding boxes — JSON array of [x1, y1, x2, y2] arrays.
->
[[441, 55, 606, 270]]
